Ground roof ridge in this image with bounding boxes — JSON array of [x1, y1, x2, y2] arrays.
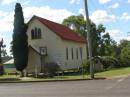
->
[[34, 15, 64, 26], [35, 16, 76, 33], [29, 15, 86, 43]]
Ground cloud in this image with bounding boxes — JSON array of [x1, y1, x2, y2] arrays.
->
[[0, 11, 14, 32], [127, 32, 130, 41], [99, 0, 111, 4], [0, 5, 73, 33], [78, 8, 84, 14], [69, 0, 80, 4], [23, 6, 73, 23], [0, 10, 8, 17], [0, 5, 73, 54], [109, 3, 119, 9], [1, 0, 17, 5], [107, 29, 127, 42], [0, 33, 12, 55], [22, 1, 30, 7], [90, 10, 116, 24], [128, 0, 130, 3], [127, 36, 130, 41], [120, 12, 130, 20]]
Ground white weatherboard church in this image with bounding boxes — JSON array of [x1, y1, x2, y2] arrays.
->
[[25, 15, 87, 74]]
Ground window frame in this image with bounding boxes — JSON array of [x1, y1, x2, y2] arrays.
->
[[38, 28, 42, 39], [79, 47, 83, 60], [76, 48, 78, 60], [66, 48, 69, 60], [31, 27, 42, 40], [71, 48, 74, 60], [31, 29, 35, 39]]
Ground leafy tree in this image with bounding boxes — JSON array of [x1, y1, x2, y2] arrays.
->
[[62, 14, 86, 37], [0, 39, 6, 63], [62, 15, 121, 70], [99, 56, 120, 69], [119, 40, 130, 50], [94, 25, 118, 57], [109, 40, 119, 57], [101, 33, 112, 56], [63, 15, 130, 68], [120, 45, 130, 66], [10, 41, 13, 56], [62, 15, 114, 57], [1, 49, 7, 57], [90, 22, 100, 56], [0, 39, 5, 75], [117, 40, 130, 67], [12, 3, 28, 76]]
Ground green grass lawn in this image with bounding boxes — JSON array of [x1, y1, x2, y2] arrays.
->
[[95, 67, 130, 78], [57, 67, 130, 79], [1, 67, 130, 82], [0, 75, 18, 79]]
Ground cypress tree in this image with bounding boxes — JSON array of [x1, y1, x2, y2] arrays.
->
[[12, 3, 28, 76]]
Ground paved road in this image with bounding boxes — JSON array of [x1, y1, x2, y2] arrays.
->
[[0, 76, 130, 97]]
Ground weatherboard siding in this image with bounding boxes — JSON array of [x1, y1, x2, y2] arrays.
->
[[61, 40, 87, 70], [26, 18, 87, 72], [26, 47, 41, 73]]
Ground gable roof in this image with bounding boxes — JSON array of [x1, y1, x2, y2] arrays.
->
[[28, 16, 86, 43]]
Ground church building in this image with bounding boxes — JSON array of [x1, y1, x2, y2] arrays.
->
[[26, 15, 87, 75]]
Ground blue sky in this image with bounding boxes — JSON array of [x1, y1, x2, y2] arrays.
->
[[0, 0, 130, 55]]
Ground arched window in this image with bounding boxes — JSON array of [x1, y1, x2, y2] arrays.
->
[[35, 27, 38, 38], [31, 27, 42, 39], [31, 29, 35, 39], [38, 28, 41, 39]]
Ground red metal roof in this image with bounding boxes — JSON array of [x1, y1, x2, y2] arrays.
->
[[31, 16, 86, 43]]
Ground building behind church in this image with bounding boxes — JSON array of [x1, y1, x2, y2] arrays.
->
[[25, 16, 87, 75]]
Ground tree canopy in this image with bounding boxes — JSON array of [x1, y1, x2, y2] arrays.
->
[[62, 15, 115, 57], [62, 14, 86, 37], [62, 15, 130, 69]]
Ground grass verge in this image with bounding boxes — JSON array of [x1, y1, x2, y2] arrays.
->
[[0, 67, 130, 82], [95, 67, 130, 78]]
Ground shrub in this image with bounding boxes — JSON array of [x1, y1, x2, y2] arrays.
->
[[120, 46, 130, 67], [81, 61, 90, 74], [99, 56, 120, 70], [44, 62, 61, 77], [0, 64, 4, 75]]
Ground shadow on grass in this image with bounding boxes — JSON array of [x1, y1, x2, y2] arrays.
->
[[93, 77, 106, 80], [0, 78, 20, 81]]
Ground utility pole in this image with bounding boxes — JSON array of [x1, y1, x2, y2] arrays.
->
[[84, 0, 94, 79]]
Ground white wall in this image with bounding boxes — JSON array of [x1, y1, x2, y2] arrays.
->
[[27, 19, 64, 62], [60, 40, 87, 70], [26, 47, 41, 74], [26, 18, 87, 71]]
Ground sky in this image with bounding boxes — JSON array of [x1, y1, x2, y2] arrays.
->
[[0, 0, 130, 55]]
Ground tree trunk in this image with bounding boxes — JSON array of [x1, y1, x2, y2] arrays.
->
[[20, 71, 24, 77]]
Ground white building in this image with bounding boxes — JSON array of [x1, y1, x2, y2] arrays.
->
[[26, 16, 87, 74]]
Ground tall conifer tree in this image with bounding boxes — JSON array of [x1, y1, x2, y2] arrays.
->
[[13, 3, 28, 76]]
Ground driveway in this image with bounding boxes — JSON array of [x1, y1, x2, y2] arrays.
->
[[0, 76, 130, 97]]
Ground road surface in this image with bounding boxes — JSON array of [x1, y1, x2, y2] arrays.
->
[[0, 76, 130, 97]]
